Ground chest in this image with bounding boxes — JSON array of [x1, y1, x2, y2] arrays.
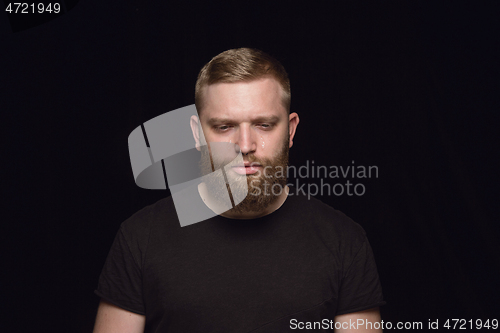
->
[[143, 235, 341, 330]]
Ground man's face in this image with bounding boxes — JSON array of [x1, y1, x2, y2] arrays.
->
[[195, 77, 297, 213]]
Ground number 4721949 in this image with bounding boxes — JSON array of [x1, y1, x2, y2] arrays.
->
[[444, 319, 498, 330], [5, 3, 61, 14]]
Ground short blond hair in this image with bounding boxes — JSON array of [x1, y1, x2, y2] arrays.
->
[[195, 48, 291, 115]]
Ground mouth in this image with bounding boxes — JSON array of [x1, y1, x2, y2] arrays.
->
[[231, 163, 262, 175]]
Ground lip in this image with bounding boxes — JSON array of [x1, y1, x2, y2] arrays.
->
[[231, 164, 262, 175]]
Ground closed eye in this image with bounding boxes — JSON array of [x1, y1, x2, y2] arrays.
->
[[213, 125, 233, 132], [257, 123, 274, 130]]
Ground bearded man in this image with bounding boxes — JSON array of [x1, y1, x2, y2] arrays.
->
[[93, 48, 386, 333]]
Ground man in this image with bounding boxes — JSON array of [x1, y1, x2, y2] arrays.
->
[[93, 48, 385, 332]]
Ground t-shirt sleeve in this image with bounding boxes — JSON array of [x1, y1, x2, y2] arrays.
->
[[336, 234, 386, 315], [94, 225, 146, 315]]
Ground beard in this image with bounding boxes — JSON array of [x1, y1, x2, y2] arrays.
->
[[199, 138, 289, 214]]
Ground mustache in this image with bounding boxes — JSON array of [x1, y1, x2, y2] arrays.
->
[[200, 137, 289, 172], [214, 156, 268, 169]]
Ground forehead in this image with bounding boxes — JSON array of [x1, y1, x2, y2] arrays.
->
[[200, 77, 287, 121]]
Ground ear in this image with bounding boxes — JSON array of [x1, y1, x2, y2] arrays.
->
[[288, 112, 300, 148], [190, 115, 203, 151]]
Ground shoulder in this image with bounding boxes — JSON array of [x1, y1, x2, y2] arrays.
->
[[119, 196, 176, 245], [292, 194, 366, 235], [288, 194, 368, 251]]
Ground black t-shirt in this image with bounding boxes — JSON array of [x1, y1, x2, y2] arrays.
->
[[95, 190, 385, 332]]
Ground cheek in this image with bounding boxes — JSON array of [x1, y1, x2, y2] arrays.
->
[[260, 131, 288, 158]]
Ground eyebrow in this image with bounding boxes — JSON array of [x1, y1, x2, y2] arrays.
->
[[206, 115, 281, 126]]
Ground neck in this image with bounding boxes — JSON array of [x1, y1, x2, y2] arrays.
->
[[198, 183, 289, 220]]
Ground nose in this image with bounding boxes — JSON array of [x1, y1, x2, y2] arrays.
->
[[234, 124, 256, 155]]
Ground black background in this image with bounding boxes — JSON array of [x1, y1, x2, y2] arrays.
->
[[2, 1, 499, 332]]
